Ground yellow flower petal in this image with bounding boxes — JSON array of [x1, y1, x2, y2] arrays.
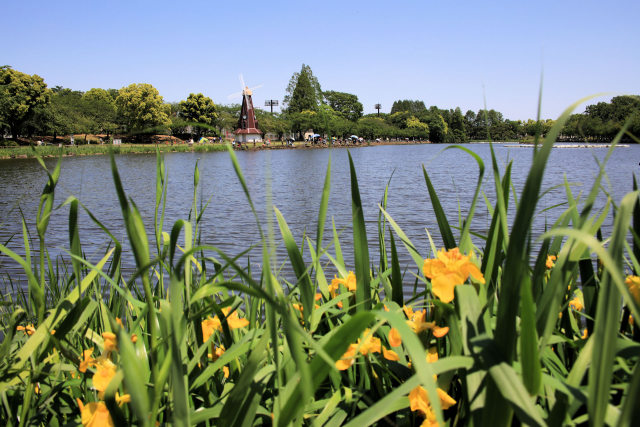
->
[[101, 332, 117, 352], [388, 328, 402, 347], [569, 296, 583, 312], [437, 388, 457, 410], [382, 347, 399, 361], [432, 325, 449, 338], [426, 347, 439, 363], [625, 275, 640, 305], [78, 400, 114, 427], [92, 358, 117, 393]]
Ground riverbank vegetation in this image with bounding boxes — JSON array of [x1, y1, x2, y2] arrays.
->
[[0, 102, 639, 425], [2, 64, 639, 147]]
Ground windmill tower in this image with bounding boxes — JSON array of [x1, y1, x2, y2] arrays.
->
[[232, 76, 263, 143]]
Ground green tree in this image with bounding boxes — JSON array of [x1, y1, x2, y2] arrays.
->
[[115, 83, 170, 136], [34, 87, 86, 142], [179, 93, 217, 137], [426, 113, 447, 143], [256, 109, 290, 140], [323, 91, 363, 122], [216, 104, 241, 138], [289, 110, 317, 139], [82, 88, 117, 137], [390, 99, 427, 115], [0, 66, 50, 140], [283, 64, 322, 113]]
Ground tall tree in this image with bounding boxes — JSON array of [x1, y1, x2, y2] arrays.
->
[[390, 99, 427, 115], [82, 88, 117, 137], [323, 90, 363, 122], [47, 88, 87, 140], [179, 93, 217, 125], [283, 64, 322, 113], [115, 83, 170, 135], [179, 93, 217, 136], [0, 66, 50, 140]]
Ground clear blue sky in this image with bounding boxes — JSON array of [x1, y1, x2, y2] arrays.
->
[[3, 0, 639, 120]]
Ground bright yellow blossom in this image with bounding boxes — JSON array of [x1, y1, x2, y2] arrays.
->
[[202, 316, 221, 343], [569, 296, 583, 312], [546, 255, 557, 269], [423, 248, 485, 303], [102, 332, 117, 352], [382, 347, 399, 361], [92, 358, 117, 397], [426, 347, 439, 363], [115, 393, 131, 406], [625, 275, 640, 305], [328, 272, 357, 308], [389, 328, 402, 347], [17, 324, 36, 336], [404, 308, 450, 338], [335, 344, 359, 370], [409, 384, 457, 426], [77, 399, 114, 427], [330, 271, 357, 292], [335, 328, 387, 370], [79, 348, 96, 373], [202, 307, 249, 342]]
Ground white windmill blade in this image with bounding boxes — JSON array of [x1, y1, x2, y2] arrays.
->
[[248, 84, 263, 92], [227, 90, 244, 100], [239, 73, 246, 90]]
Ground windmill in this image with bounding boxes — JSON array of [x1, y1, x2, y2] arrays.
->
[[228, 74, 263, 143]]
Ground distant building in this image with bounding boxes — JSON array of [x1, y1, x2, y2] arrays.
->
[[234, 87, 262, 143]]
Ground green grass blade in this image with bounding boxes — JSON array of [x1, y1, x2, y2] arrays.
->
[[315, 156, 331, 259], [275, 207, 314, 323], [588, 191, 636, 427], [520, 275, 541, 395], [389, 229, 403, 306], [422, 165, 456, 250], [444, 145, 485, 252], [348, 151, 371, 311]]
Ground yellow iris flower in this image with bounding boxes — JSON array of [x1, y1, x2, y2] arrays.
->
[[409, 384, 456, 426], [423, 248, 484, 303], [202, 307, 250, 342], [77, 399, 114, 427], [625, 275, 640, 305], [335, 328, 400, 370], [92, 358, 117, 397]]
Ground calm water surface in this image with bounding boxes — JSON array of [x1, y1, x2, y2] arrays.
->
[[0, 143, 637, 289]]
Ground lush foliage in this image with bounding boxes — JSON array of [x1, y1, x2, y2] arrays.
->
[[178, 93, 218, 137], [283, 64, 323, 113], [115, 83, 171, 135], [323, 91, 363, 122], [3, 64, 638, 144], [1, 103, 639, 426], [0, 66, 50, 140]]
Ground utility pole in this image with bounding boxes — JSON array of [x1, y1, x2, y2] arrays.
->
[[265, 100, 279, 114], [374, 103, 381, 117]]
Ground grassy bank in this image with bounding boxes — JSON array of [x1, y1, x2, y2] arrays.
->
[[0, 143, 230, 159], [0, 139, 432, 159], [0, 102, 639, 426]]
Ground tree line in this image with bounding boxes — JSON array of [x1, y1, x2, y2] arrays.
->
[[1, 64, 638, 144]]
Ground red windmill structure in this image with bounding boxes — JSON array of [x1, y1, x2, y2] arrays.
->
[[233, 76, 263, 143]]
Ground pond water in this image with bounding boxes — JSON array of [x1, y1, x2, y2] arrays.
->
[[0, 143, 637, 290]]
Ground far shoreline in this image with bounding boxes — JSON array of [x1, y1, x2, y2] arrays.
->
[[0, 138, 628, 160]]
